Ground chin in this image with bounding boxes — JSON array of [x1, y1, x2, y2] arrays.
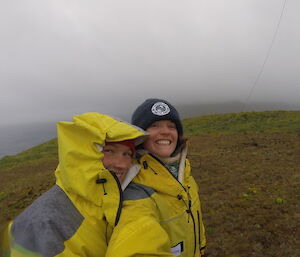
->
[[155, 151, 172, 158]]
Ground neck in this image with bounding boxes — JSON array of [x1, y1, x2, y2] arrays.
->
[[157, 153, 181, 164]]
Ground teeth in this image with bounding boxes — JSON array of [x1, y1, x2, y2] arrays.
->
[[157, 140, 171, 145], [109, 170, 123, 177]]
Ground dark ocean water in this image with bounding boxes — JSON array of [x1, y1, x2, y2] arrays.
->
[[0, 122, 57, 158]]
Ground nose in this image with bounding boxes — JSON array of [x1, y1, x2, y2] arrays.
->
[[159, 125, 171, 134], [111, 155, 129, 169]]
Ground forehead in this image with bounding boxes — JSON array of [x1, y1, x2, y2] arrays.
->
[[151, 120, 175, 125], [103, 143, 132, 152]]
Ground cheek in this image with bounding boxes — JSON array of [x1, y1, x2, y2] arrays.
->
[[125, 159, 132, 169], [172, 131, 179, 143], [102, 154, 111, 168], [143, 136, 155, 149]]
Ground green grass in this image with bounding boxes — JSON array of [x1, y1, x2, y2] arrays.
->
[[0, 138, 58, 171], [183, 110, 300, 135]]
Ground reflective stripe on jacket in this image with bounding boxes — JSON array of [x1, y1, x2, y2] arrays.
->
[[1, 112, 147, 257], [106, 150, 206, 257]]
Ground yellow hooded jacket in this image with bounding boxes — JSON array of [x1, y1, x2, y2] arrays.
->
[[105, 144, 206, 257], [1, 112, 149, 257]]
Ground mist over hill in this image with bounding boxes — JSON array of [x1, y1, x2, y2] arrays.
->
[[0, 101, 299, 158], [0, 123, 57, 158], [177, 101, 300, 119]]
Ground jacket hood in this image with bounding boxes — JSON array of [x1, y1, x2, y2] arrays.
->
[[55, 112, 148, 207]]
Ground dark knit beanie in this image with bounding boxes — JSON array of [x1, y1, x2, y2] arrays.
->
[[131, 98, 183, 136]]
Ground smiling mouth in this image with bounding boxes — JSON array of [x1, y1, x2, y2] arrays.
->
[[156, 140, 171, 145], [109, 169, 124, 178]]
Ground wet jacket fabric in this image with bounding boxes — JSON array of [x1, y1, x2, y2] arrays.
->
[[1, 112, 147, 257], [105, 145, 206, 257]]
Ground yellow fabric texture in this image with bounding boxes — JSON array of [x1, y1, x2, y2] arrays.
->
[[1, 112, 146, 257], [106, 153, 206, 257]]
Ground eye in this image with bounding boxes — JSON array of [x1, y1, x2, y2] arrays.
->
[[103, 148, 114, 154], [167, 122, 176, 129], [149, 123, 158, 128], [123, 151, 133, 157]]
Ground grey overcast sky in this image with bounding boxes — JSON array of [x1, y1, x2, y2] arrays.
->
[[1, 0, 299, 127]]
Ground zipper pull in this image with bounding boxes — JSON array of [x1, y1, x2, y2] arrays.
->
[[178, 194, 192, 223], [143, 161, 158, 175], [96, 178, 107, 184], [186, 209, 191, 223], [177, 194, 183, 200], [187, 200, 192, 223], [143, 161, 148, 169], [96, 178, 107, 195]]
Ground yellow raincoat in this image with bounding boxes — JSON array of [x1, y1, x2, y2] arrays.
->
[[106, 145, 206, 257], [1, 112, 148, 257]]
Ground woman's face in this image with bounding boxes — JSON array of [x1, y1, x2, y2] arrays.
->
[[143, 120, 178, 158]]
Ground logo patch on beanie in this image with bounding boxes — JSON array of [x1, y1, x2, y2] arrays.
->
[[151, 102, 170, 116]]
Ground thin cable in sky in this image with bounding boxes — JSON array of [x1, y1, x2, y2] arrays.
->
[[241, 0, 288, 112]]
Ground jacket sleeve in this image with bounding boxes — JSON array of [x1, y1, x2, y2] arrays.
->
[[0, 221, 43, 257], [105, 200, 175, 257], [0, 221, 11, 257]]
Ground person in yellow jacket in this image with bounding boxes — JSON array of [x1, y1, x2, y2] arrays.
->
[[1, 112, 171, 257], [105, 99, 207, 257]]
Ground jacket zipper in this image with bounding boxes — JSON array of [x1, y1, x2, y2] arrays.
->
[[197, 210, 201, 245], [108, 171, 123, 226], [187, 187, 197, 256], [146, 154, 197, 256]]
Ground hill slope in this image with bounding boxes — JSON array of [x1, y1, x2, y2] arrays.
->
[[182, 110, 300, 135], [0, 110, 299, 257]]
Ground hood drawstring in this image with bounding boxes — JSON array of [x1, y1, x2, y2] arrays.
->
[[177, 185, 192, 223], [178, 195, 191, 223], [96, 178, 107, 195]]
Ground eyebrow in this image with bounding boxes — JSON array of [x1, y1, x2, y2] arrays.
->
[[103, 145, 132, 153]]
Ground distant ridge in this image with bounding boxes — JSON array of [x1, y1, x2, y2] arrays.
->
[[177, 101, 300, 119]]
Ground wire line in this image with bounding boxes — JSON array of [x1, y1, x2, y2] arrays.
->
[[241, 0, 288, 112]]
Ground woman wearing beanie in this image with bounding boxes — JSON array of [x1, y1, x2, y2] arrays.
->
[[106, 99, 206, 257]]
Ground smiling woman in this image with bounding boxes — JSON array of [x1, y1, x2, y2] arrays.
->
[[106, 99, 207, 257], [102, 141, 135, 184], [143, 120, 178, 158], [0, 113, 148, 257]]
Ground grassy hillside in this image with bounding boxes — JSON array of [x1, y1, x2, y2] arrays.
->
[[183, 110, 300, 135], [0, 138, 58, 171], [0, 110, 299, 257], [0, 139, 58, 224]]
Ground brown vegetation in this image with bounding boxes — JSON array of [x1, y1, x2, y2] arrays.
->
[[189, 133, 299, 257]]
